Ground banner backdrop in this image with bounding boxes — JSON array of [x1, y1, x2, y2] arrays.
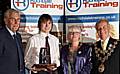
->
[[11, 0, 64, 42], [65, 0, 119, 43], [11, 0, 119, 43]]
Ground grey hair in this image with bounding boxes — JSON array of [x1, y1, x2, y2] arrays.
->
[[95, 19, 109, 30], [4, 9, 20, 18]]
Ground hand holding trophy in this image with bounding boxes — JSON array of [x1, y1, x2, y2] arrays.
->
[[31, 48, 57, 73], [31, 63, 57, 72]]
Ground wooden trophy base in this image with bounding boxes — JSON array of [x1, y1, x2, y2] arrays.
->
[[31, 64, 57, 72]]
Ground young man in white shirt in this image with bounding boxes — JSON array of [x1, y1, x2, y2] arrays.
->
[[25, 14, 60, 74]]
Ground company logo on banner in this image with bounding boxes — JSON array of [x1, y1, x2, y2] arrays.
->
[[13, 0, 63, 11], [11, 0, 64, 42], [66, 0, 81, 12], [13, 0, 29, 11], [65, 0, 119, 42], [83, 0, 118, 8], [66, 0, 119, 12]]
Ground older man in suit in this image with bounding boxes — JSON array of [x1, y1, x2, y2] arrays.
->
[[91, 19, 120, 74], [0, 9, 25, 74]]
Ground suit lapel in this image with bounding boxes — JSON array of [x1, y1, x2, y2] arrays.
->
[[16, 34, 24, 56], [3, 27, 16, 45], [106, 37, 114, 50], [4, 27, 24, 56], [97, 41, 102, 49]]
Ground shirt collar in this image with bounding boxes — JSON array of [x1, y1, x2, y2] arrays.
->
[[101, 36, 110, 44], [6, 26, 16, 36], [40, 31, 49, 37]]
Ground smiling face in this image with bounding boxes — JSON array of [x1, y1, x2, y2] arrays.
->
[[40, 20, 52, 33], [38, 14, 53, 33], [96, 20, 110, 41], [4, 10, 20, 33], [67, 25, 81, 42], [68, 32, 80, 42]]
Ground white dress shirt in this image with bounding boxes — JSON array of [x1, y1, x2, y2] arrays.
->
[[6, 26, 15, 36], [25, 32, 60, 69]]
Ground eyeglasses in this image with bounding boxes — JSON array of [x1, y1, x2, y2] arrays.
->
[[97, 25, 108, 32], [9, 17, 20, 22]]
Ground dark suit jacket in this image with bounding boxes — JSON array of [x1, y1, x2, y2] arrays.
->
[[0, 27, 25, 74], [91, 37, 119, 74]]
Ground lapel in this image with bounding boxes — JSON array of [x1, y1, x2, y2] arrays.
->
[[96, 37, 115, 50], [3, 27, 16, 44], [96, 40, 102, 49], [106, 37, 116, 50], [15, 33, 24, 56], [4, 27, 24, 56]]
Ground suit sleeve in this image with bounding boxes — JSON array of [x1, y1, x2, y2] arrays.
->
[[0, 39, 4, 56]]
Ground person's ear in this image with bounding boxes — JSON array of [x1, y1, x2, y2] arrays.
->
[[4, 18, 8, 25]]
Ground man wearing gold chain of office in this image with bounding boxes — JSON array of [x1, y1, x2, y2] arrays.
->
[[91, 19, 120, 74]]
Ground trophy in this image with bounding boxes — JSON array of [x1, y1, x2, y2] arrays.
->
[[31, 48, 57, 72], [39, 48, 47, 64]]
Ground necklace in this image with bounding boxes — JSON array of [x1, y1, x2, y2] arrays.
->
[[67, 43, 82, 74], [68, 43, 82, 62], [68, 43, 82, 52], [94, 40, 118, 73]]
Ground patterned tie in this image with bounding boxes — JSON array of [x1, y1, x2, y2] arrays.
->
[[13, 34, 23, 71], [102, 41, 106, 50], [45, 36, 51, 64]]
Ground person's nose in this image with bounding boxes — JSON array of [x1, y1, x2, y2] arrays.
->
[[99, 28, 105, 34], [45, 24, 48, 27], [15, 20, 18, 24], [15, 19, 20, 24]]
